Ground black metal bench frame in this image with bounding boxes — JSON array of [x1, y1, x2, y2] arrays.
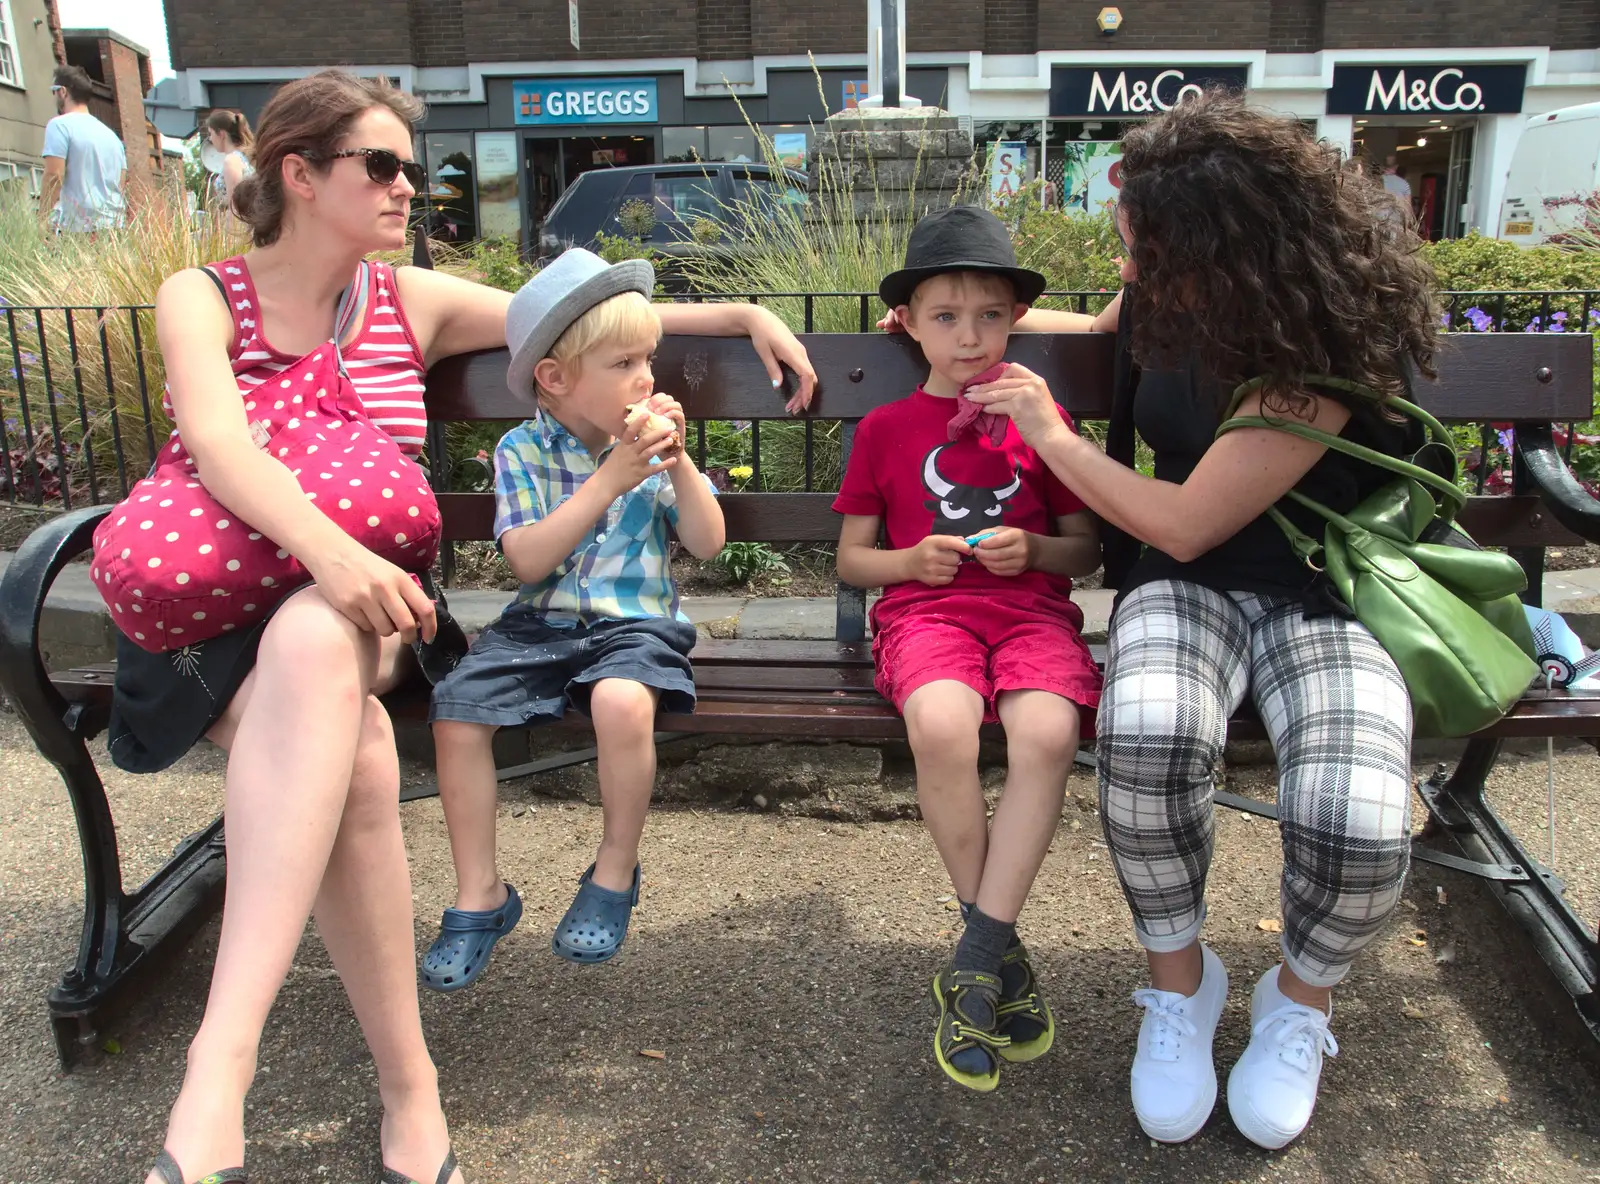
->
[[3, 328, 1598, 1067]]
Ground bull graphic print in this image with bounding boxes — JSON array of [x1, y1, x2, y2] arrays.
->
[[921, 444, 1022, 536]]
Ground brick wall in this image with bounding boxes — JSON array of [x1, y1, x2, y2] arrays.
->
[[163, 0, 1598, 70], [1322, 1, 1560, 50], [410, 0, 465, 66], [983, 0, 1037, 55], [166, 0, 415, 67], [699, 0, 752, 59], [1552, 0, 1598, 53], [458, 0, 694, 61], [1267, 0, 1322, 52], [1037, 0, 1271, 50], [97, 39, 160, 199], [908, 0, 980, 53], [748, 0, 856, 56]]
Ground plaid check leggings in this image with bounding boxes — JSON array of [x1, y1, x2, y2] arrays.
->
[[1097, 579, 1413, 988]]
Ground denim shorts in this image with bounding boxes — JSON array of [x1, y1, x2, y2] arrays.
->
[[429, 603, 699, 728]]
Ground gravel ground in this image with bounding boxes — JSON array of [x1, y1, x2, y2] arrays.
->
[[1, 716, 1598, 1183]]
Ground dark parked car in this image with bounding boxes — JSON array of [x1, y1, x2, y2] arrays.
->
[[537, 162, 809, 265]]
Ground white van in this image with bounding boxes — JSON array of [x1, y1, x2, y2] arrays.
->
[[1498, 102, 1600, 247]]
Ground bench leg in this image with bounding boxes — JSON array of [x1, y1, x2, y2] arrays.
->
[[1417, 738, 1600, 1043], [16, 703, 228, 1068]]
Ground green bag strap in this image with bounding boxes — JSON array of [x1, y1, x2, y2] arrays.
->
[[1218, 411, 1467, 517], [1224, 374, 1459, 469], [1264, 503, 1326, 568]]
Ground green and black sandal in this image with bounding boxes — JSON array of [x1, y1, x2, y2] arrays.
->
[[930, 968, 1011, 1092], [996, 941, 1055, 1063]]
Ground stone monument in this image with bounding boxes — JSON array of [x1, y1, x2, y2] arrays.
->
[[808, 0, 978, 221]]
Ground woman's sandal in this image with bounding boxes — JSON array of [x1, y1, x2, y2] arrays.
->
[[421, 884, 523, 992], [930, 968, 1011, 1092], [149, 1149, 247, 1183], [551, 863, 640, 963], [379, 1148, 457, 1184], [996, 942, 1056, 1063]]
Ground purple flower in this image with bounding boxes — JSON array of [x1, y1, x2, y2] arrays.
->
[[20, 350, 36, 364], [1497, 427, 1516, 454], [1464, 307, 1494, 332], [1439, 312, 1452, 327], [1590, 308, 1600, 324], [1526, 316, 1544, 333]]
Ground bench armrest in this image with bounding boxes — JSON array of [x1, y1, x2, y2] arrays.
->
[[1514, 422, 1600, 544], [0, 506, 112, 754]]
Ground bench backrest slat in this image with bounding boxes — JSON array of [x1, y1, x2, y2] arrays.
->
[[425, 330, 1594, 550], [425, 331, 1594, 423]]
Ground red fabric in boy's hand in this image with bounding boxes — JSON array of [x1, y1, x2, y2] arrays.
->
[[947, 363, 1010, 446]]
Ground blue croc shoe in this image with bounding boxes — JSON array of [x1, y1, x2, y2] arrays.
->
[[552, 863, 640, 963], [421, 884, 522, 992]]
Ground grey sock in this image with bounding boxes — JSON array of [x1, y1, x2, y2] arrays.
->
[[951, 907, 1016, 1027]]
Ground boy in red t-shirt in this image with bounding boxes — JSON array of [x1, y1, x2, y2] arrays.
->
[[833, 206, 1102, 1092]]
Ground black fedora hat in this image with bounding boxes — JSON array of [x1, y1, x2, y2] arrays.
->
[[878, 205, 1047, 310]]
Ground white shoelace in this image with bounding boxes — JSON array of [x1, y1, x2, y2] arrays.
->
[[1132, 989, 1198, 1062], [1253, 1004, 1340, 1073]]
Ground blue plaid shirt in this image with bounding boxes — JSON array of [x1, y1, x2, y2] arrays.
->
[[493, 411, 715, 627]]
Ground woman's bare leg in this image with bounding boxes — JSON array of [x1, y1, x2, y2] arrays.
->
[[314, 694, 460, 1181], [146, 588, 394, 1182]]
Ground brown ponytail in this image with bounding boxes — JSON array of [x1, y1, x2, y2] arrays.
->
[[204, 107, 254, 154], [229, 70, 424, 248]]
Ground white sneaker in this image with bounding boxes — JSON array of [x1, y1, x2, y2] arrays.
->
[[1226, 964, 1339, 1149], [1129, 943, 1229, 1142]]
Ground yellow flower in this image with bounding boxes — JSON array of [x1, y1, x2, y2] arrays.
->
[[729, 465, 754, 480]]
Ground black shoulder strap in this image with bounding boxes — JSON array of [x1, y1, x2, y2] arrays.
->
[[201, 265, 229, 303]]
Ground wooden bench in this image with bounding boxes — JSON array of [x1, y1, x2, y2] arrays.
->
[[3, 325, 1599, 1067]]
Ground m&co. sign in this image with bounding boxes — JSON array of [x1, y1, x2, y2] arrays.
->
[[1325, 64, 1527, 116], [513, 78, 659, 125], [1050, 65, 1248, 118]]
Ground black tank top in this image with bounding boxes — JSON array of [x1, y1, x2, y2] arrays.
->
[[1102, 303, 1425, 612]]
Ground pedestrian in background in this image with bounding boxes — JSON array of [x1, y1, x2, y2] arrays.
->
[[38, 65, 126, 233], [205, 108, 255, 228]]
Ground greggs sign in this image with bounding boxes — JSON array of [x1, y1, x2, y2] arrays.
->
[[513, 78, 659, 125], [1050, 65, 1248, 118], [1325, 64, 1526, 116]]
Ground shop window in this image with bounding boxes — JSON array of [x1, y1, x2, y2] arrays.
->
[[706, 126, 757, 164], [664, 126, 706, 163], [421, 132, 477, 244], [474, 131, 521, 245], [760, 125, 812, 174]]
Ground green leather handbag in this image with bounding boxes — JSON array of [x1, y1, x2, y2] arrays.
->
[[1218, 377, 1538, 738]]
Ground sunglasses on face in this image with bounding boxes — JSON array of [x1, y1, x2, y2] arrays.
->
[[1108, 200, 1132, 253], [313, 147, 426, 190]]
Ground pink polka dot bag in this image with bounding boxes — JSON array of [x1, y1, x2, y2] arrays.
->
[[90, 263, 442, 653]]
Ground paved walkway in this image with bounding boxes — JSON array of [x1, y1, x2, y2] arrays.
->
[[0, 715, 1597, 1182]]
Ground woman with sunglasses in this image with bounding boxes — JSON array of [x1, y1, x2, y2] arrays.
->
[[129, 70, 816, 1184], [956, 91, 1436, 1149]]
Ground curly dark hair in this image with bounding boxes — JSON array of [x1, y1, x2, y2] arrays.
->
[[1117, 89, 1439, 409]]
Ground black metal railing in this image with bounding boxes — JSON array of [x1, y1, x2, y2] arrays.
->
[[2, 291, 1596, 529]]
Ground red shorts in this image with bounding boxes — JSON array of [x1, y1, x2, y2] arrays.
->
[[872, 591, 1102, 726]]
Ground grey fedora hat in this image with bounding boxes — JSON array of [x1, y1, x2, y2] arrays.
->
[[505, 248, 655, 397]]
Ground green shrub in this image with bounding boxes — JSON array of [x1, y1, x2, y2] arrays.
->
[[1421, 232, 1600, 294], [712, 541, 791, 584]]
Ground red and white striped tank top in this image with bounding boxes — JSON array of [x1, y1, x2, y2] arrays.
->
[[169, 255, 429, 454]]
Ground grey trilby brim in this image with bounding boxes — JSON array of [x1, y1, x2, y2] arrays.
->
[[878, 262, 1047, 311], [506, 258, 656, 397]]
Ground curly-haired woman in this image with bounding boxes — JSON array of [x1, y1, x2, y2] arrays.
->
[[128, 70, 815, 1184], [966, 91, 1437, 1148]]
